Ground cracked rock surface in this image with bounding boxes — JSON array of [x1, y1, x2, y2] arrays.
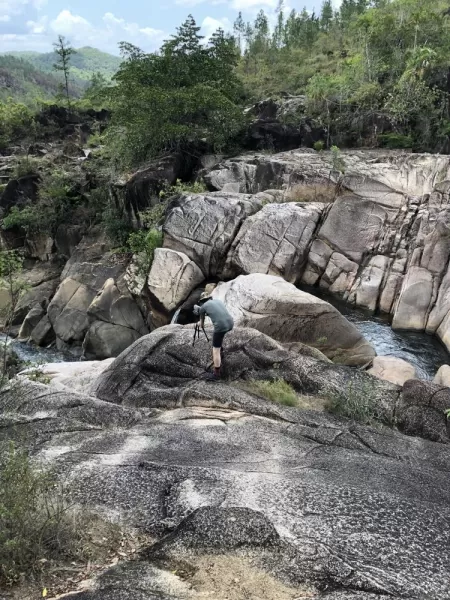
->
[[2, 327, 450, 598]]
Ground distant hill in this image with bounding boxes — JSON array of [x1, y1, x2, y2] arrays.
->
[[6, 47, 122, 82], [0, 55, 84, 104], [0, 47, 122, 105]]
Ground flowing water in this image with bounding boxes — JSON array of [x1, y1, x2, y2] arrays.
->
[[302, 289, 450, 380], [0, 334, 71, 366]]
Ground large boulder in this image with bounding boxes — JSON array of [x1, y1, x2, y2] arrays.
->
[[368, 356, 417, 386], [223, 202, 325, 282], [163, 192, 262, 277], [199, 148, 450, 352], [45, 237, 140, 356], [147, 248, 204, 313], [81, 277, 148, 360], [83, 321, 142, 360], [94, 325, 394, 420], [124, 153, 198, 218], [434, 364, 450, 387], [48, 277, 97, 344], [212, 274, 376, 366]]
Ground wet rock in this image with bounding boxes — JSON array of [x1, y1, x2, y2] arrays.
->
[[434, 364, 450, 387], [368, 356, 417, 386], [18, 306, 46, 340], [213, 274, 376, 366]]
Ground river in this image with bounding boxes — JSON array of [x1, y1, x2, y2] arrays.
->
[[302, 289, 450, 380]]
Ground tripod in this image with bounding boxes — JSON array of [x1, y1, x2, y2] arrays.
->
[[192, 321, 210, 346]]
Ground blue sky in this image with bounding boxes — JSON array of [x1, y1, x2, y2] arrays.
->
[[0, 0, 334, 54]]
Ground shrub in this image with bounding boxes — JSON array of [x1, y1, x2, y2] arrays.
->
[[330, 145, 345, 173], [326, 380, 381, 425], [0, 99, 35, 150], [313, 140, 325, 151], [102, 205, 133, 248], [160, 178, 207, 198], [0, 442, 122, 586], [127, 228, 163, 272], [379, 133, 413, 149], [3, 169, 83, 236], [246, 378, 299, 407], [12, 156, 40, 179]]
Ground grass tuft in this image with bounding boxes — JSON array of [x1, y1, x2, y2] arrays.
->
[[245, 378, 299, 407]]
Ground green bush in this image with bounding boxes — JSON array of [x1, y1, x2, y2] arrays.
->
[[0, 99, 35, 150], [0, 442, 120, 585], [2, 169, 84, 236], [313, 140, 325, 151], [127, 228, 163, 271], [330, 145, 345, 173], [12, 157, 40, 179], [246, 378, 299, 407], [379, 133, 413, 149], [160, 178, 207, 199]]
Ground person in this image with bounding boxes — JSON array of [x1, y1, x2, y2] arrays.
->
[[193, 292, 234, 380]]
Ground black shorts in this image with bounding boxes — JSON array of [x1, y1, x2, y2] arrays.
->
[[213, 331, 229, 349]]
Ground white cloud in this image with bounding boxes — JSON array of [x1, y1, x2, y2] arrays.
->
[[0, 9, 167, 54], [201, 15, 232, 40], [0, 0, 46, 20], [26, 15, 48, 34], [50, 10, 93, 38]]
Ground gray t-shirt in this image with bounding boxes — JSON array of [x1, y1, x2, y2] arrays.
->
[[199, 299, 234, 333]]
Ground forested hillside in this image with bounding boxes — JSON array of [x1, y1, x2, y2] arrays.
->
[[6, 47, 122, 81], [0, 55, 84, 104], [0, 47, 121, 105], [237, 0, 450, 151]]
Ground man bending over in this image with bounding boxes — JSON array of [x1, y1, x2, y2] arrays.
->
[[194, 292, 234, 380]]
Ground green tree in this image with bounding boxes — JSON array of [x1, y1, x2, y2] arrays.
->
[[84, 71, 108, 105], [53, 35, 76, 110], [320, 0, 334, 32], [233, 12, 246, 53], [107, 16, 244, 167]]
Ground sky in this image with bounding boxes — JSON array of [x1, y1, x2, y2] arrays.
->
[[0, 0, 338, 55]]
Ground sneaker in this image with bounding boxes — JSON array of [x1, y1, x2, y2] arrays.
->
[[201, 372, 219, 381]]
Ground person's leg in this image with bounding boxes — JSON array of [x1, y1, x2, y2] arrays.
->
[[212, 332, 226, 378], [213, 347, 221, 369]]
